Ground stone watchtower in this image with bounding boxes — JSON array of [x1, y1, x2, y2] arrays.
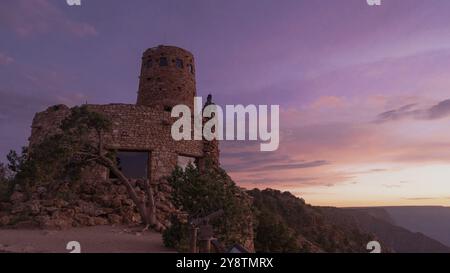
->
[[137, 45, 219, 167], [24, 44, 223, 232], [137, 45, 197, 111]]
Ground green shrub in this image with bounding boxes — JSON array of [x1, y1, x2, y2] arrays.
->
[[162, 215, 191, 252], [0, 162, 13, 202], [3, 106, 114, 200], [164, 164, 253, 252], [253, 210, 300, 253]]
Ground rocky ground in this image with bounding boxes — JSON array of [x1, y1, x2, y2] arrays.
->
[[0, 178, 180, 231], [0, 225, 174, 253]]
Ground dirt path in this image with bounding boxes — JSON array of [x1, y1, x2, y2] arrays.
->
[[0, 225, 175, 253]]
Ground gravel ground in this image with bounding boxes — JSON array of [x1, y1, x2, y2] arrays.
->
[[0, 225, 175, 253]]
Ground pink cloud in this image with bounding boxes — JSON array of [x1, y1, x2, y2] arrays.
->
[[222, 94, 450, 196], [311, 96, 346, 109], [0, 0, 97, 38], [0, 52, 14, 65]]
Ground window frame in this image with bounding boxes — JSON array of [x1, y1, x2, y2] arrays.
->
[[108, 150, 151, 180], [159, 57, 168, 67], [187, 63, 194, 74], [176, 58, 184, 69], [145, 59, 153, 68], [177, 154, 198, 170]]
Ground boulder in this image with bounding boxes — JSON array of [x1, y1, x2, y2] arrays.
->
[[121, 198, 134, 207], [42, 217, 73, 230], [0, 202, 12, 211], [93, 217, 109, 226], [94, 209, 108, 217], [14, 220, 38, 229], [107, 214, 122, 225], [36, 186, 47, 195], [10, 203, 27, 214], [10, 191, 25, 204], [111, 197, 123, 208], [77, 200, 96, 216], [0, 215, 10, 226], [44, 207, 59, 214], [54, 199, 69, 208], [28, 200, 41, 215], [36, 215, 51, 227], [73, 213, 92, 226]]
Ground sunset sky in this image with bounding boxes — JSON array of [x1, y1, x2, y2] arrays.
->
[[2, 0, 450, 207]]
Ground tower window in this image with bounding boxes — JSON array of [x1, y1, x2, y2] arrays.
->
[[145, 59, 152, 68], [176, 58, 184, 69], [187, 64, 194, 74], [177, 155, 197, 170], [159, 57, 168, 67]]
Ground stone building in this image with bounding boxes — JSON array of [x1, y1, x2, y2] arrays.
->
[[27, 45, 220, 228]]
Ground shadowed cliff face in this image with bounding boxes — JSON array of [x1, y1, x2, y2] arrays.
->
[[324, 207, 450, 253], [248, 189, 375, 253], [248, 189, 450, 253], [349, 206, 450, 249]]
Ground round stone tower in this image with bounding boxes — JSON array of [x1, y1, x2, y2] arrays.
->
[[137, 45, 196, 110]]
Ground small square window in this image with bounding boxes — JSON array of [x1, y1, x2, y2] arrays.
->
[[159, 57, 168, 67], [187, 64, 194, 74], [176, 58, 184, 69], [177, 155, 197, 170], [145, 59, 152, 68]]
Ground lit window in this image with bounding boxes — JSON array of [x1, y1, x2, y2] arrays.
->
[[187, 64, 194, 74], [176, 58, 184, 69], [177, 155, 197, 170], [159, 57, 168, 67]]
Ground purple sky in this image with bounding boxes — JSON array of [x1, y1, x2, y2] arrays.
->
[[2, 0, 450, 206]]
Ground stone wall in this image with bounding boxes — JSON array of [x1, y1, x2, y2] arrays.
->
[[0, 178, 177, 230], [27, 103, 218, 230]]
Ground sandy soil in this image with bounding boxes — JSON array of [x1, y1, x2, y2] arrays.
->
[[0, 225, 175, 253]]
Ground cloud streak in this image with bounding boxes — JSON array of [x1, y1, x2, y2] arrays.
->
[[0, 0, 97, 38], [375, 99, 450, 123], [0, 52, 14, 65], [403, 197, 450, 201]]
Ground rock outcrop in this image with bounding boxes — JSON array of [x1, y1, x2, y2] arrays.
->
[[0, 178, 180, 231]]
